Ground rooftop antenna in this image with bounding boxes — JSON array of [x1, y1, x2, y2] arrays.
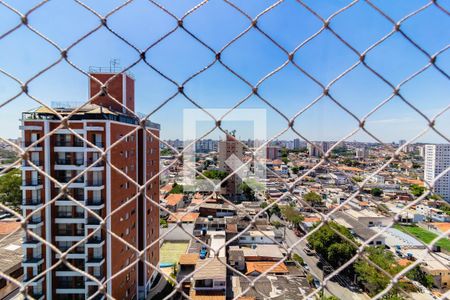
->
[[110, 59, 120, 72]]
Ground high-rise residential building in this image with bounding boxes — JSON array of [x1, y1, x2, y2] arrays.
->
[[266, 146, 282, 160], [424, 144, 450, 201], [355, 147, 368, 159], [293, 138, 301, 150], [218, 133, 244, 197], [195, 139, 218, 153], [21, 72, 160, 300], [308, 142, 331, 158]]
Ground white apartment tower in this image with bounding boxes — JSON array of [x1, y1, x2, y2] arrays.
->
[[424, 144, 450, 201]]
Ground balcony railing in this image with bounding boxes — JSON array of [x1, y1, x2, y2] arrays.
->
[[55, 230, 85, 236], [23, 238, 41, 244], [86, 237, 104, 244], [60, 194, 84, 200], [87, 180, 103, 187], [23, 198, 42, 206], [28, 218, 43, 224], [56, 177, 84, 184], [89, 141, 103, 148], [23, 256, 43, 264], [56, 263, 85, 272], [55, 140, 84, 147], [23, 160, 41, 166], [87, 160, 104, 167], [59, 246, 84, 254], [87, 198, 103, 203], [87, 218, 100, 225], [23, 179, 42, 186], [56, 280, 85, 289], [56, 212, 84, 218], [56, 159, 84, 165], [86, 272, 105, 281], [24, 141, 42, 148]]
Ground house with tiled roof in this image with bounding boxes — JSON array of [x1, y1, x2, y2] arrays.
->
[[245, 261, 289, 276]]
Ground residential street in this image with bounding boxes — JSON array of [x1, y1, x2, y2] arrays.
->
[[285, 229, 370, 300]]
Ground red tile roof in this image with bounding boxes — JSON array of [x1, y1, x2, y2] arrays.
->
[[0, 221, 21, 235], [165, 194, 184, 206], [245, 261, 288, 275]]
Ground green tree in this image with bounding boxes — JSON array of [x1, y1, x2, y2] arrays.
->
[[354, 247, 414, 297], [260, 201, 268, 210], [406, 267, 434, 288], [271, 220, 283, 229], [169, 182, 184, 194], [160, 148, 174, 156], [303, 191, 323, 206], [292, 253, 304, 265], [342, 158, 360, 166], [327, 243, 357, 267], [271, 203, 281, 217], [160, 218, 168, 228], [260, 202, 281, 219], [281, 205, 304, 227], [240, 181, 255, 200], [352, 176, 363, 182], [307, 222, 356, 268], [202, 170, 228, 180], [291, 166, 299, 174], [321, 296, 340, 300], [306, 274, 314, 286], [410, 184, 425, 197], [370, 188, 383, 197], [354, 257, 390, 296], [0, 169, 21, 210], [0, 149, 19, 164]]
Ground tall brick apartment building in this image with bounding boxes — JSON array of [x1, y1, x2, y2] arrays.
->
[[218, 133, 244, 197], [21, 72, 160, 299]]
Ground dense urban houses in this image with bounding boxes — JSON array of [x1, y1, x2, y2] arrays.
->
[[20, 72, 160, 300], [424, 144, 450, 201]]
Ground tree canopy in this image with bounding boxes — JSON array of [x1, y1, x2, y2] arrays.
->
[[202, 170, 228, 181], [354, 246, 430, 297], [307, 222, 356, 268], [0, 169, 21, 210], [303, 191, 323, 206], [281, 205, 304, 226], [370, 187, 383, 197], [410, 184, 425, 197]]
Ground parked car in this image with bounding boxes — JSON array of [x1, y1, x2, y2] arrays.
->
[[303, 247, 315, 256], [200, 245, 207, 259]]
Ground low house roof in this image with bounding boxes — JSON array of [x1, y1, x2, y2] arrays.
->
[[179, 253, 199, 265], [303, 217, 321, 223], [396, 177, 424, 186], [193, 257, 226, 280], [338, 166, 364, 172], [431, 222, 450, 233], [245, 261, 289, 275], [190, 289, 225, 300], [160, 183, 173, 193], [167, 212, 199, 223], [0, 221, 20, 235], [165, 193, 184, 206]]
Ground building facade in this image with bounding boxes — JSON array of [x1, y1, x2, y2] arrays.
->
[[424, 144, 450, 201], [266, 146, 282, 160], [218, 134, 244, 197], [21, 72, 160, 300], [308, 141, 332, 158]]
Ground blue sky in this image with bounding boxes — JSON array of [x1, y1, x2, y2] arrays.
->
[[0, 0, 449, 143]]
